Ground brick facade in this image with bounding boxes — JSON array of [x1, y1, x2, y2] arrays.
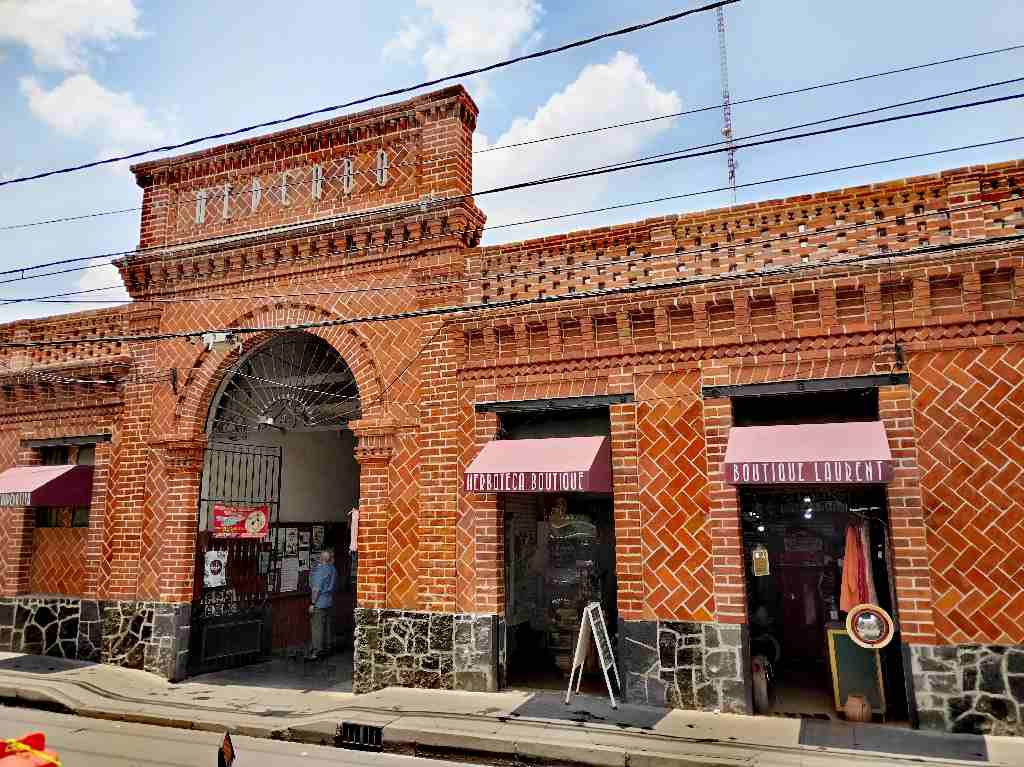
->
[[1, 86, 1022, 734]]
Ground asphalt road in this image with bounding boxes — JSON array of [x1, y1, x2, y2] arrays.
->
[[0, 706, 463, 767]]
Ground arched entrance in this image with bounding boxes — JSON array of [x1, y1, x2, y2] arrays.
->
[[190, 331, 361, 677]]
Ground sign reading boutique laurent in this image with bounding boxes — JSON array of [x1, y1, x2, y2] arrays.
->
[[725, 460, 894, 485], [722, 421, 895, 486]]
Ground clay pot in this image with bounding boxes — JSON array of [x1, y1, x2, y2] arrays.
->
[[844, 694, 872, 722]]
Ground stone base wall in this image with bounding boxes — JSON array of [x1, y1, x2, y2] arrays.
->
[[910, 643, 1024, 736], [353, 609, 496, 693], [0, 596, 190, 681], [619, 619, 750, 714]]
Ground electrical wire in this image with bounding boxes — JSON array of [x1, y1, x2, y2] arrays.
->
[[0, 1, 736, 188], [1, 189, 1011, 310], [476, 42, 1024, 154], [5, 40, 1022, 232], [2, 232, 1019, 349], [3, 82, 1022, 288]]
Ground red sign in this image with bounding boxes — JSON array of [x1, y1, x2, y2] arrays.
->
[[724, 460, 893, 485], [212, 504, 269, 538]]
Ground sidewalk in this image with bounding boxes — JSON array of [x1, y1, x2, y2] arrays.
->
[[0, 652, 1019, 767]]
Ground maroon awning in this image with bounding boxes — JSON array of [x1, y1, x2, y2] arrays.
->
[[724, 421, 893, 485], [0, 465, 94, 507], [465, 436, 612, 493]]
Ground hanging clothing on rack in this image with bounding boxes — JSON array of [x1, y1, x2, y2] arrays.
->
[[859, 521, 878, 605], [840, 521, 877, 611]]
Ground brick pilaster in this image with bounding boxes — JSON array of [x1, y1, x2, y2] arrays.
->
[[878, 384, 936, 644], [156, 438, 206, 603], [610, 402, 643, 619], [702, 362, 746, 625], [351, 419, 396, 610]]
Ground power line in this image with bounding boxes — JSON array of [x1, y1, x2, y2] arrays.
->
[[3, 231, 1019, 350], [2, 137, 1021, 308], [0, 1, 736, 189], [3, 82, 1022, 290], [476, 42, 1024, 154], [9, 42, 1022, 234], [0, 191, 1003, 311]]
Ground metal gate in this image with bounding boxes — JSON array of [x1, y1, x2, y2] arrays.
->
[[190, 441, 282, 675]]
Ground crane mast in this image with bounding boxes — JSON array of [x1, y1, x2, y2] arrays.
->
[[716, 6, 737, 203]]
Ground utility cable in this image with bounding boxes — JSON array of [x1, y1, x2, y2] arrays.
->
[[3, 130, 1021, 304], [2, 232, 1019, 349], [0, 1, 736, 188], [5, 40, 1022, 232], [2, 82, 1022, 287], [477, 42, 1024, 153], [0, 190, 1008, 309]]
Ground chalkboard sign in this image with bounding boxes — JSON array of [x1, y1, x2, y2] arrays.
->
[[827, 627, 886, 715], [565, 602, 620, 708]]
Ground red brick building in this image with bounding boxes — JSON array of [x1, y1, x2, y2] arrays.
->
[[1, 86, 1022, 736]]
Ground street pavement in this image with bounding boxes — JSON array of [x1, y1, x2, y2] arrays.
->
[[0, 652, 1020, 767], [0, 706, 472, 767]]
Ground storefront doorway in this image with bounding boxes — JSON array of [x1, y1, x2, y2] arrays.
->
[[740, 488, 909, 723], [504, 492, 618, 691], [190, 332, 360, 676]]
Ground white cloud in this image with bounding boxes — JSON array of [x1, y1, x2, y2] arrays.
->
[[74, 258, 130, 306], [0, 0, 142, 71], [383, 18, 426, 60], [473, 52, 681, 243], [384, 0, 543, 102], [20, 73, 167, 160]]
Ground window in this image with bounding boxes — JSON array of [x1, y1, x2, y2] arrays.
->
[[250, 177, 262, 211], [40, 446, 69, 466], [311, 164, 324, 200], [375, 149, 389, 186], [35, 508, 89, 528], [280, 171, 290, 204], [341, 158, 354, 194], [194, 188, 207, 224]]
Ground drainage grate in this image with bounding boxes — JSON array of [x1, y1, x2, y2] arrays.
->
[[336, 722, 383, 752]]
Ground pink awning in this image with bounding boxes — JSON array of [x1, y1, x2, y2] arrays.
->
[[465, 436, 612, 493], [0, 465, 94, 507], [724, 421, 893, 485]]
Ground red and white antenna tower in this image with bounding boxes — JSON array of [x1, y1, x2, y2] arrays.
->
[[716, 6, 737, 203]]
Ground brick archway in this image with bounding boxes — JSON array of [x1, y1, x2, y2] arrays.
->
[[172, 302, 386, 439]]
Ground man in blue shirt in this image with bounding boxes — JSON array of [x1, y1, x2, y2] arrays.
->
[[308, 548, 337, 659]]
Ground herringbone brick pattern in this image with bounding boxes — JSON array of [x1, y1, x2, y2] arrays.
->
[[913, 346, 1024, 644], [29, 527, 88, 596], [387, 430, 420, 609], [137, 449, 166, 600], [636, 373, 715, 622]]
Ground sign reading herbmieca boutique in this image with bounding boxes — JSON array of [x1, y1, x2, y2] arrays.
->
[[725, 460, 894, 485]]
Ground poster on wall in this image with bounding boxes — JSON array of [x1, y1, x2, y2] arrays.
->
[[311, 526, 324, 552], [274, 528, 286, 555], [285, 528, 299, 556], [204, 550, 228, 588], [280, 557, 300, 591], [211, 504, 269, 538], [298, 549, 310, 571], [300, 530, 310, 548], [258, 551, 270, 575]]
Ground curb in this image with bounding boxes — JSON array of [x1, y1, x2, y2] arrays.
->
[[0, 679, 1011, 767]]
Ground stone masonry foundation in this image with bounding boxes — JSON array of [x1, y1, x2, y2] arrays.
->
[[353, 608, 497, 693], [0, 596, 190, 681], [910, 643, 1024, 736], [618, 619, 750, 713]]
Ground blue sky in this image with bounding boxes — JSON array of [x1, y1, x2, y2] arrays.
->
[[1, 0, 1023, 323]]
